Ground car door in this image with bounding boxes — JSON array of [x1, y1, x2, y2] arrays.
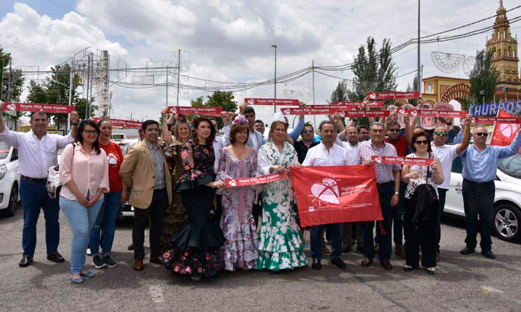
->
[[444, 156, 465, 217]]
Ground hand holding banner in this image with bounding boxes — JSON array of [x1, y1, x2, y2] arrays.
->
[[371, 155, 434, 166], [291, 165, 383, 228], [4, 102, 75, 114], [166, 106, 222, 116], [366, 92, 420, 100], [490, 110, 521, 154], [224, 172, 288, 188]]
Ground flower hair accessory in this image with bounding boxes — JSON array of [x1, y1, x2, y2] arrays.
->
[[233, 115, 249, 126], [191, 115, 202, 128]]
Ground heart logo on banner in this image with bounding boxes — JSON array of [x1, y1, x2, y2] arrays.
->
[[410, 110, 418, 117], [500, 124, 518, 138], [171, 107, 177, 114], [248, 99, 254, 105], [374, 157, 382, 163], [311, 178, 340, 204], [398, 108, 405, 115], [283, 109, 291, 115], [339, 111, 345, 118], [228, 180, 236, 187], [368, 93, 376, 100], [7, 104, 16, 111]]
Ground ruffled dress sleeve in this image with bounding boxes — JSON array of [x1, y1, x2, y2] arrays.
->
[[175, 141, 216, 192]]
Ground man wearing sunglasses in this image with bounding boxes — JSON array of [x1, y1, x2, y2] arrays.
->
[[294, 123, 319, 164], [459, 124, 521, 259], [431, 115, 472, 261]]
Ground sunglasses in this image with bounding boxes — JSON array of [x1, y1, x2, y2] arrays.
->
[[434, 131, 447, 137], [388, 129, 400, 133], [302, 130, 313, 134], [83, 130, 98, 135], [475, 132, 488, 137], [414, 140, 429, 145]]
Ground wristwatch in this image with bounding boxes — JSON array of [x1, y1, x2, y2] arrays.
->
[[394, 191, 399, 195]]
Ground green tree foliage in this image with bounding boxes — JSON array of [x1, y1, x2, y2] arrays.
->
[[0, 48, 25, 102], [465, 49, 500, 110], [328, 80, 349, 104], [191, 91, 238, 128], [348, 37, 397, 102]]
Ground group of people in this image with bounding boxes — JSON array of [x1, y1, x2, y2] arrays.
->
[[1, 97, 520, 283]]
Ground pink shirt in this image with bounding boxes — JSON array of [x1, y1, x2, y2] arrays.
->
[[59, 143, 110, 201]]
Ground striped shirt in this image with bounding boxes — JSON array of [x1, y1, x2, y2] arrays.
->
[[356, 140, 401, 183]]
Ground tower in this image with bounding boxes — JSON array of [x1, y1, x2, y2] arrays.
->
[[485, 0, 520, 91]]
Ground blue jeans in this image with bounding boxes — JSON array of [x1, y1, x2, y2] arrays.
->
[[89, 191, 122, 256], [310, 223, 343, 261], [462, 180, 495, 252], [20, 179, 60, 257], [60, 196, 103, 274], [435, 188, 447, 253], [363, 183, 394, 262]]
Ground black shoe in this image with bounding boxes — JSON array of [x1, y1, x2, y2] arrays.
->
[[93, 255, 107, 269], [356, 246, 365, 253], [331, 258, 346, 269], [460, 246, 475, 255], [128, 243, 134, 251], [19, 255, 33, 268], [312, 258, 322, 270], [342, 243, 352, 253], [481, 250, 496, 259], [47, 252, 65, 263], [103, 255, 118, 268]]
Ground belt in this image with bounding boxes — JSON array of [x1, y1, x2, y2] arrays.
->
[[376, 181, 394, 188], [463, 178, 494, 187], [21, 175, 47, 183]]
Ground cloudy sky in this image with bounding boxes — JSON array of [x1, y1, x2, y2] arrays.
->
[[0, 0, 518, 125]]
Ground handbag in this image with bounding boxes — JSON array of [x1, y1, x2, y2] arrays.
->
[[46, 143, 75, 199], [410, 154, 439, 222]]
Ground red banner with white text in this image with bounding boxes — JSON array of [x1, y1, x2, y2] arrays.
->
[[244, 98, 300, 106], [490, 110, 521, 154], [398, 108, 466, 118], [166, 106, 222, 116], [92, 117, 142, 129], [472, 116, 521, 124], [366, 92, 420, 100], [224, 172, 287, 188], [291, 165, 383, 228], [4, 102, 75, 114], [334, 101, 385, 108], [371, 155, 433, 166]]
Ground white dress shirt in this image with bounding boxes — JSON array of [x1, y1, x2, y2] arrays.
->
[[341, 141, 359, 166], [213, 136, 224, 174], [302, 142, 349, 167], [431, 143, 459, 190], [0, 128, 74, 178]]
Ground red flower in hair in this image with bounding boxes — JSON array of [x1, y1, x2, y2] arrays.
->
[[203, 149, 209, 154]]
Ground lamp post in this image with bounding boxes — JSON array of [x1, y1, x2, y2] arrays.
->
[[271, 44, 277, 113], [479, 90, 485, 104]]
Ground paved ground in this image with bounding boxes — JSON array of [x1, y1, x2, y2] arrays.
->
[[1, 207, 520, 312]]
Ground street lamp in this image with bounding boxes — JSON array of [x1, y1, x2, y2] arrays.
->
[[479, 90, 485, 104], [271, 44, 277, 113]]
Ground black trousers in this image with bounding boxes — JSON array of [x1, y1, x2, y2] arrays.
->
[[404, 198, 438, 268], [133, 189, 168, 260]]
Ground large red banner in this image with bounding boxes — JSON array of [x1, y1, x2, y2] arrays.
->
[[366, 92, 420, 100], [244, 98, 299, 106], [397, 108, 466, 118], [472, 116, 521, 124], [343, 110, 390, 118], [281, 107, 334, 115], [291, 165, 383, 228], [4, 102, 75, 114], [333, 101, 385, 108], [92, 117, 142, 129], [166, 106, 222, 116], [371, 155, 433, 166], [490, 110, 521, 154], [224, 172, 287, 188]]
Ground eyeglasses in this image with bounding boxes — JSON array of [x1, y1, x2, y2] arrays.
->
[[371, 129, 384, 133], [302, 130, 313, 134], [434, 131, 447, 137], [83, 130, 98, 135], [414, 140, 429, 145], [475, 132, 488, 137], [388, 129, 400, 133]]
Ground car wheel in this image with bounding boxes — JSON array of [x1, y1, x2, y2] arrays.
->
[[493, 203, 521, 242], [0, 183, 18, 218]]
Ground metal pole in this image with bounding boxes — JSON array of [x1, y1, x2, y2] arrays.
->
[[7, 56, 12, 103], [312, 59, 316, 127], [67, 61, 74, 132], [177, 49, 181, 107], [85, 53, 91, 120], [417, 0, 421, 95], [0, 59, 4, 101], [272, 44, 277, 113], [166, 65, 169, 107]]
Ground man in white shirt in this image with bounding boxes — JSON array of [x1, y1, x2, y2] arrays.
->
[[303, 120, 350, 270], [0, 101, 79, 267], [431, 115, 471, 260]]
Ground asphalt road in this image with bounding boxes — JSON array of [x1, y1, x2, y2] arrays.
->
[[1, 207, 520, 312]]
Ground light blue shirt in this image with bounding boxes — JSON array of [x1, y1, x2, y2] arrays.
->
[[461, 132, 521, 182], [288, 117, 304, 142]]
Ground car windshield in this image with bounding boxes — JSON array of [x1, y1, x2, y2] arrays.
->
[[0, 140, 10, 159], [498, 154, 521, 179]]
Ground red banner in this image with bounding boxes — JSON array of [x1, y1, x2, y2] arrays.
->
[[92, 117, 142, 129], [371, 155, 433, 166], [166, 106, 222, 116], [398, 108, 466, 118], [472, 116, 521, 124], [224, 172, 287, 188], [343, 110, 390, 118], [281, 107, 334, 115], [490, 110, 521, 154], [4, 102, 75, 114], [366, 92, 420, 100], [244, 98, 299, 106], [291, 165, 383, 228], [333, 101, 385, 108]]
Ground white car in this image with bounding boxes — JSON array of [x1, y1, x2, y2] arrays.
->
[[0, 140, 21, 217], [444, 154, 521, 242]]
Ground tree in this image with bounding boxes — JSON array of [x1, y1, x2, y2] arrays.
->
[[465, 49, 500, 110], [0, 47, 25, 102], [191, 91, 238, 128], [406, 76, 419, 105], [348, 37, 397, 101], [328, 80, 349, 104]]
